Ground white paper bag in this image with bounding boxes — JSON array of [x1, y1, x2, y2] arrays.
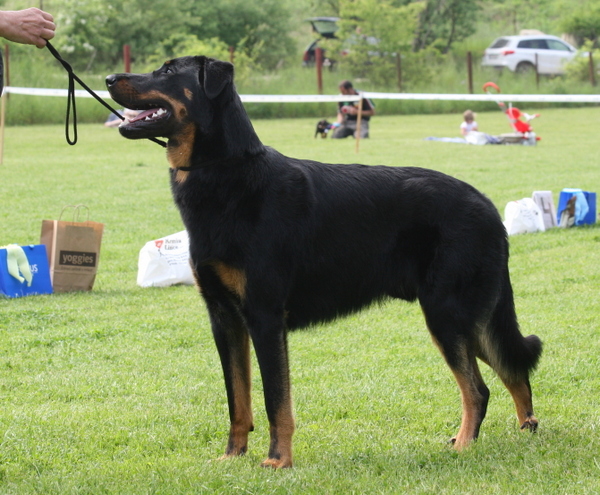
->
[[503, 198, 546, 235], [532, 191, 557, 229], [137, 231, 195, 287]]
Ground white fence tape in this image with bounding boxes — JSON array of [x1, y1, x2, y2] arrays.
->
[[4, 86, 112, 98], [363, 91, 600, 103], [4, 86, 600, 103], [3, 86, 360, 102]]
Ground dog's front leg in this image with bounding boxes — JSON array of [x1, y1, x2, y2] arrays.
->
[[207, 299, 254, 459], [247, 312, 294, 469]]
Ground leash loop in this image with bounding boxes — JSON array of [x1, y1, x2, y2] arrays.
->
[[45, 41, 167, 148]]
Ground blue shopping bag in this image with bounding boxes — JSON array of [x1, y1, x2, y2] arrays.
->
[[556, 189, 597, 227], [0, 245, 53, 298]]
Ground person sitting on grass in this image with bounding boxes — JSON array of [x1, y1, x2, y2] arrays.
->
[[460, 109, 479, 136], [331, 80, 375, 139]]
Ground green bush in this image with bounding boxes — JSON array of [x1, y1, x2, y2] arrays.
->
[[560, 7, 600, 47], [564, 41, 600, 83], [143, 34, 257, 88]]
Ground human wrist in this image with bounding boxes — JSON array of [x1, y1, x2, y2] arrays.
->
[[0, 12, 11, 39]]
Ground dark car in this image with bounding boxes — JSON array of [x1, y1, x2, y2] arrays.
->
[[302, 17, 339, 68]]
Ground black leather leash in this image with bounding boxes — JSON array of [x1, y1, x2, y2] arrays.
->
[[45, 41, 166, 148]]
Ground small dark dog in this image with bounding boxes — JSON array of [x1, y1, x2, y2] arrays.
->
[[106, 56, 542, 469], [314, 119, 333, 138]]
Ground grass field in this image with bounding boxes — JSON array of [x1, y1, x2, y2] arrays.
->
[[0, 107, 599, 494]]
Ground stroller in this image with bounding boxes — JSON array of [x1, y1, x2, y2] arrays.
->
[[483, 82, 541, 145]]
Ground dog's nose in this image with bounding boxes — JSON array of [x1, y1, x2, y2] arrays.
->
[[105, 74, 117, 88]]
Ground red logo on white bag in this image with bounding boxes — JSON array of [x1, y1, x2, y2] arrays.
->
[[155, 240, 164, 249]]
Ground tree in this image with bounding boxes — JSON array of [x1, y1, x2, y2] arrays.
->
[[52, 0, 297, 71], [307, 0, 340, 16], [481, 0, 564, 35], [326, 0, 423, 84], [189, 0, 296, 70], [54, 0, 199, 69], [145, 34, 256, 87], [413, 0, 479, 53], [561, 7, 600, 47]]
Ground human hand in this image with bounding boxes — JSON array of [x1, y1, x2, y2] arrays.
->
[[0, 8, 56, 48], [341, 105, 357, 115]]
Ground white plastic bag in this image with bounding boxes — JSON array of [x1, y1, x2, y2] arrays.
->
[[137, 231, 195, 287], [503, 198, 546, 235], [464, 131, 489, 145]]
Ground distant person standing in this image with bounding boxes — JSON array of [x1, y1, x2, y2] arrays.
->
[[331, 80, 375, 139], [0, 8, 56, 94]]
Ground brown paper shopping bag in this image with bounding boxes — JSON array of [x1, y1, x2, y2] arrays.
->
[[40, 205, 104, 292]]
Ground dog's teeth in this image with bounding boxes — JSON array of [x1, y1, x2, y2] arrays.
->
[[145, 116, 152, 121], [149, 109, 166, 119]]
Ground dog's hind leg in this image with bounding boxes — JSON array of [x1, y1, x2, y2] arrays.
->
[[501, 377, 538, 432], [421, 297, 490, 449], [437, 337, 490, 449], [479, 272, 542, 433]]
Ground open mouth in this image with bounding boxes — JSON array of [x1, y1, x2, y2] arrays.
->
[[117, 104, 172, 138], [121, 106, 170, 127]]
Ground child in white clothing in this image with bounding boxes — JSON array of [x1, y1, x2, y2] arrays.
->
[[460, 109, 478, 136]]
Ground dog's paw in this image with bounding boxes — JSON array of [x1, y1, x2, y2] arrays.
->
[[217, 445, 247, 462], [260, 457, 293, 469], [520, 416, 539, 432], [449, 434, 475, 451]]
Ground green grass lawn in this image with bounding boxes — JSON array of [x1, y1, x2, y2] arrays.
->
[[0, 107, 599, 494]]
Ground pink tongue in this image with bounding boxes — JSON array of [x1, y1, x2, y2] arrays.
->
[[129, 108, 161, 122]]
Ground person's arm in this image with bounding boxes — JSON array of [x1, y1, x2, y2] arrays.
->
[[343, 98, 375, 118], [336, 103, 345, 124], [0, 8, 55, 48], [360, 106, 375, 117]]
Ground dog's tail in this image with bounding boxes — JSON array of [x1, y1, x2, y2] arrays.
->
[[480, 267, 542, 384]]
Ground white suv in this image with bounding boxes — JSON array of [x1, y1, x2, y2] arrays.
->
[[482, 35, 577, 75]]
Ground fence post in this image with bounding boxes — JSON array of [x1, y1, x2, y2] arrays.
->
[[316, 47, 323, 95], [123, 45, 131, 73], [395, 52, 402, 91], [0, 46, 7, 165], [229, 46, 235, 65], [4, 45, 9, 95], [589, 51, 596, 87], [467, 51, 473, 94]]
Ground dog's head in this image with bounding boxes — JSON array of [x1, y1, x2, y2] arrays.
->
[[105, 56, 233, 141]]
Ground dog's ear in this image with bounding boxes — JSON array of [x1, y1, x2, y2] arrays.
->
[[203, 58, 234, 99]]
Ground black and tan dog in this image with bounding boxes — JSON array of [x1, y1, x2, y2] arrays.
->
[[106, 57, 542, 469], [314, 119, 332, 138]]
